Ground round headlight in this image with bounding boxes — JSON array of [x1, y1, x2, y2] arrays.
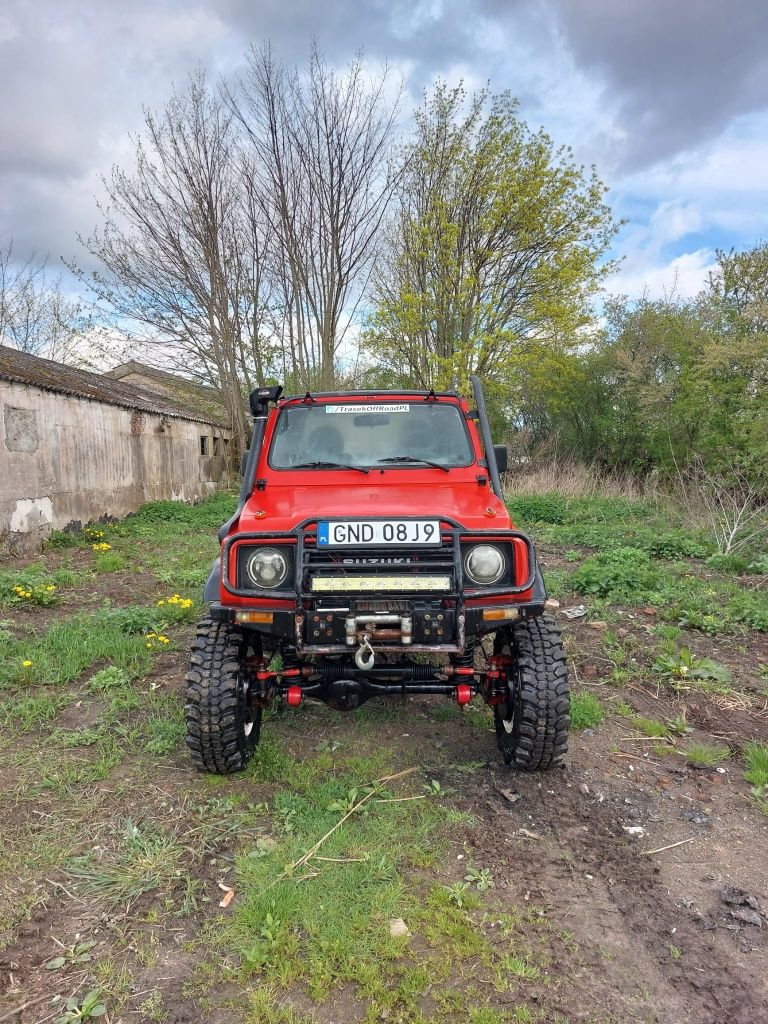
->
[[464, 544, 505, 585], [245, 547, 289, 589]]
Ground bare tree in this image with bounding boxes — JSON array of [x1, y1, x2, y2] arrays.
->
[[0, 239, 88, 361], [79, 71, 272, 447], [232, 45, 401, 389]]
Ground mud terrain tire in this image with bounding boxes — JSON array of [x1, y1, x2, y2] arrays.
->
[[185, 616, 261, 774], [494, 614, 570, 771]]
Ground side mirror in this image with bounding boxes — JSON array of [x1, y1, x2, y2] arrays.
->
[[493, 444, 508, 474], [240, 450, 250, 477]]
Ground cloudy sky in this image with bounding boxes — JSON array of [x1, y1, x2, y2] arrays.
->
[[1, 0, 767, 301]]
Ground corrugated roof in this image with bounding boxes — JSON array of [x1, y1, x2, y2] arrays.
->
[[0, 345, 227, 427]]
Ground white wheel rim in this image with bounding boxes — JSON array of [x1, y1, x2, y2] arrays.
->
[[499, 643, 514, 733]]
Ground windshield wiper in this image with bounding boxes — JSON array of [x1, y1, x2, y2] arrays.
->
[[377, 456, 450, 473], [292, 460, 370, 474]]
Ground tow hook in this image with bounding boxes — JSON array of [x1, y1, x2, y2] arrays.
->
[[354, 635, 375, 671]]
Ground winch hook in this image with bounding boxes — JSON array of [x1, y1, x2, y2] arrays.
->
[[354, 635, 375, 671]]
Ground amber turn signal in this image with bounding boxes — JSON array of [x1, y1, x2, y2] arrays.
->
[[234, 610, 274, 624], [481, 608, 520, 622]]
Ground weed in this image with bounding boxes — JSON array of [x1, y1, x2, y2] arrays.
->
[[631, 716, 669, 739], [46, 530, 82, 549], [569, 692, 604, 730], [743, 741, 768, 791], [45, 940, 97, 971], [570, 547, 659, 600], [136, 991, 167, 1023], [55, 988, 107, 1024], [88, 666, 132, 692], [464, 865, 495, 891], [666, 713, 693, 737], [94, 551, 128, 573], [683, 741, 730, 767], [0, 693, 71, 730], [653, 648, 731, 686], [52, 727, 103, 748], [65, 820, 184, 908], [423, 779, 447, 798]]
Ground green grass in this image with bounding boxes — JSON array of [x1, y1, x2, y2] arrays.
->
[[631, 716, 669, 739], [0, 610, 155, 690], [0, 692, 73, 730], [65, 819, 186, 909], [569, 547, 660, 600], [0, 563, 86, 606], [569, 692, 604, 729], [682, 741, 730, 767], [743, 741, 768, 789], [221, 745, 489, 1002]]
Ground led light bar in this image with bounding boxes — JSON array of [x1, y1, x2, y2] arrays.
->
[[311, 575, 451, 593]]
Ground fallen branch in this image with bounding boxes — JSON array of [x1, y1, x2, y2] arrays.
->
[[288, 766, 418, 875], [0, 994, 56, 1023], [640, 838, 695, 856], [375, 794, 426, 804], [315, 856, 368, 863]]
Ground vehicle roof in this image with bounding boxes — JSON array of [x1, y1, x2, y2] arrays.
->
[[280, 389, 461, 402]]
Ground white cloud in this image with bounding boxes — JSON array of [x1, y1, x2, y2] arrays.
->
[[607, 248, 717, 301]]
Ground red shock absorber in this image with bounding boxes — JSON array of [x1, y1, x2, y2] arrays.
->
[[455, 683, 473, 706], [286, 685, 303, 707]]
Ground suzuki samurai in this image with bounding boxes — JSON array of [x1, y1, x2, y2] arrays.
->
[[186, 377, 570, 773]]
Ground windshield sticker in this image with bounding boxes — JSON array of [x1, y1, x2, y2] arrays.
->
[[325, 404, 410, 414]]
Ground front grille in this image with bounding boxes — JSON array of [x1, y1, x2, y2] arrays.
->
[[300, 526, 458, 595]]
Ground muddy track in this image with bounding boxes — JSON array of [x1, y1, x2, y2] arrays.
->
[[455, 753, 767, 1023]]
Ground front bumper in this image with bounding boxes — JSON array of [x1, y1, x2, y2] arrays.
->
[[210, 517, 546, 653]]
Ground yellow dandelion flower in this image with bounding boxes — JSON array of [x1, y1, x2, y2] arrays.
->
[[157, 600, 165, 606], [146, 642, 153, 649], [47, 585, 56, 591], [22, 659, 32, 668], [158, 635, 170, 644]]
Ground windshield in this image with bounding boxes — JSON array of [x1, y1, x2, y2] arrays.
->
[[269, 402, 474, 470]]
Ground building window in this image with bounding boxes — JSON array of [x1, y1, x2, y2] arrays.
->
[[213, 436, 221, 456], [200, 436, 209, 456]]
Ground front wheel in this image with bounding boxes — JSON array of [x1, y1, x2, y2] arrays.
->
[[185, 616, 262, 774], [493, 614, 570, 771]]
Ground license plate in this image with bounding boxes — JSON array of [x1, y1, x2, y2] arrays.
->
[[317, 520, 440, 546]]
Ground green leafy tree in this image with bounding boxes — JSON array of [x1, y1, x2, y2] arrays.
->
[[365, 84, 618, 407]]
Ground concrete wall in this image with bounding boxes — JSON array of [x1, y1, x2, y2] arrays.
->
[[0, 380, 232, 553]]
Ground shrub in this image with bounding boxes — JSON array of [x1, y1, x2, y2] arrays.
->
[[570, 547, 659, 600], [507, 494, 568, 525], [706, 552, 750, 573], [46, 530, 81, 549]]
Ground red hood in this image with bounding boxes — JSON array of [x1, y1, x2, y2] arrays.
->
[[236, 474, 511, 534]]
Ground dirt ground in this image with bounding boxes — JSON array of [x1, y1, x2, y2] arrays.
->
[[1, 525, 767, 1024]]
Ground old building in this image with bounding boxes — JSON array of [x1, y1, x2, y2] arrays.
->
[[0, 345, 232, 553], [104, 360, 225, 421]]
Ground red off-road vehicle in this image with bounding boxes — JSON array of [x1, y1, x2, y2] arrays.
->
[[186, 378, 569, 773]]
